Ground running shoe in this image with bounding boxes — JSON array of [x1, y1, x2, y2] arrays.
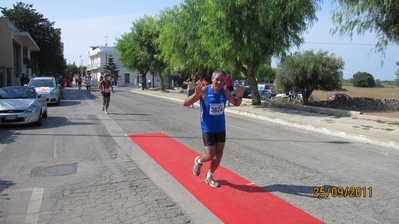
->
[[192, 156, 202, 176], [105, 111, 108, 115], [204, 175, 220, 188]]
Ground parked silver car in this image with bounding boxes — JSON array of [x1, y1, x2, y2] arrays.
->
[[28, 77, 61, 105], [248, 84, 272, 99], [0, 86, 48, 126]]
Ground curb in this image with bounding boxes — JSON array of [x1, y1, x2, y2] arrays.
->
[[131, 89, 399, 150], [266, 101, 362, 117], [224, 108, 399, 150]]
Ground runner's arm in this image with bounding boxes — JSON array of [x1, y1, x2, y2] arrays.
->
[[226, 85, 244, 106], [110, 82, 114, 93], [183, 83, 204, 106]]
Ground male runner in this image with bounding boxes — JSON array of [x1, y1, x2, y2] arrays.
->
[[183, 69, 244, 187]]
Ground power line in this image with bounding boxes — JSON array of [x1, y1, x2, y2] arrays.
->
[[305, 42, 396, 46]]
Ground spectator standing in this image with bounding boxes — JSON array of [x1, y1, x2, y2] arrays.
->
[[20, 73, 27, 86], [183, 77, 195, 108], [224, 72, 234, 106], [202, 77, 209, 86], [114, 76, 118, 86], [196, 76, 203, 86]]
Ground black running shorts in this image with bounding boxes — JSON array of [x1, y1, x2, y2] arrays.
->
[[202, 132, 226, 146]]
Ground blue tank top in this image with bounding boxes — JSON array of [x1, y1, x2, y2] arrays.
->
[[200, 85, 227, 132]]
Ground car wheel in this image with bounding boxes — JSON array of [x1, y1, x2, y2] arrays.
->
[[35, 111, 43, 126], [42, 109, 48, 118]]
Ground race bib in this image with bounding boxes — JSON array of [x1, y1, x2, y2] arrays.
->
[[104, 88, 110, 93], [209, 103, 224, 115]]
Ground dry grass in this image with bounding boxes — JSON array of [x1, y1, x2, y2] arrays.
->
[[312, 86, 399, 119], [312, 86, 399, 101]]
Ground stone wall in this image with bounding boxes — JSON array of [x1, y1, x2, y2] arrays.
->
[[271, 97, 399, 112]]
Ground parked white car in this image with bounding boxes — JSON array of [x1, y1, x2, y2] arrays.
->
[[28, 77, 61, 105], [275, 93, 288, 98], [274, 91, 314, 101]]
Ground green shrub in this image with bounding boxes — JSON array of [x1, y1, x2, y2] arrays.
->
[[352, 72, 376, 87]]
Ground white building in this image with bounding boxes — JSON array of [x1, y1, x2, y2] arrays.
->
[[87, 46, 157, 87]]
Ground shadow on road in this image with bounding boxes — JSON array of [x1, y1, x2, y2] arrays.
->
[[0, 179, 16, 197], [217, 181, 332, 199], [262, 184, 318, 198]]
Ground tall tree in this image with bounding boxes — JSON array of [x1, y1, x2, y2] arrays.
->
[[144, 16, 168, 90], [116, 16, 168, 90], [158, 3, 214, 80], [65, 62, 80, 76], [115, 18, 154, 90], [103, 55, 119, 78], [275, 50, 344, 104], [331, 0, 399, 56], [190, 0, 321, 105], [1, 2, 65, 76]]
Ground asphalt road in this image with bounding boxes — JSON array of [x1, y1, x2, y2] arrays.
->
[[1, 86, 398, 223]]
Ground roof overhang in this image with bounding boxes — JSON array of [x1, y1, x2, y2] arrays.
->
[[13, 31, 40, 51]]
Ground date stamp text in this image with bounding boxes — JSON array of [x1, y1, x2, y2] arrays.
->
[[313, 186, 373, 198]]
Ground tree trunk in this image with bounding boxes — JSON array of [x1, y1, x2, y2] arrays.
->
[[247, 75, 260, 105], [141, 73, 146, 90], [158, 70, 165, 91], [302, 89, 312, 105], [239, 61, 261, 105], [194, 65, 204, 82]]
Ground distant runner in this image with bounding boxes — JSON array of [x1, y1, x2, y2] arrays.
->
[[98, 73, 114, 114], [86, 70, 92, 94]]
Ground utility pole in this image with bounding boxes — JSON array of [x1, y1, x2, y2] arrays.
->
[[79, 55, 83, 77]]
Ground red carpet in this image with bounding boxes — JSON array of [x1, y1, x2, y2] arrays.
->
[[128, 132, 323, 224]]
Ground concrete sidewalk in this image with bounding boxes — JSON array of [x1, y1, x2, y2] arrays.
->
[[130, 88, 399, 150]]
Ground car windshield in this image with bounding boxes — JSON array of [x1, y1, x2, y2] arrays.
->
[[29, 79, 55, 87], [0, 87, 36, 99], [258, 85, 265, 91]]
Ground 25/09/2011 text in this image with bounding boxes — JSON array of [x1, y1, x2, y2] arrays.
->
[[313, 186, 372, 198]]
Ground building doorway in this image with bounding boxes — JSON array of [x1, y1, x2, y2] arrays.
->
[[124, 73, 130, 84]]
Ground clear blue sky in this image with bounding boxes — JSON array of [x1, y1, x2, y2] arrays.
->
[[2, 0, 397, 80]]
